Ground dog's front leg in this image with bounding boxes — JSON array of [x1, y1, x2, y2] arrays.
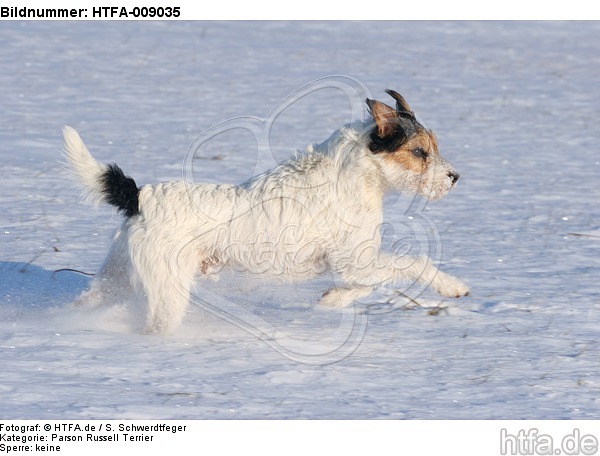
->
[[390, 254, 469, 298], [323, 252, 468, 305]]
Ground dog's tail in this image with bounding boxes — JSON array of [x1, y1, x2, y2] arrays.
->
[[63, 126, 140, 218]]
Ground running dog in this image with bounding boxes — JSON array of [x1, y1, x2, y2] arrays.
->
[[64, 89, 469, 334]]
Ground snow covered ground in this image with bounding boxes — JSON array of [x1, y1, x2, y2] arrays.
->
[[1, 21, 599, 419]]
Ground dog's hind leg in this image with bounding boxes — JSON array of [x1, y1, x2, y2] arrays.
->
[[74, 222, 135, 307], [130, 238, 198, 334], [142, 275, 194, 335]]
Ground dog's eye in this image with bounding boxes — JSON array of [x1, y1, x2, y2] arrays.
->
[[411, 147, 428, 159]]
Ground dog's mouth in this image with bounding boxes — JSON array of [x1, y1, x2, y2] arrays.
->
[[419, 187, 444, 202], [418, 177, 457, 201]]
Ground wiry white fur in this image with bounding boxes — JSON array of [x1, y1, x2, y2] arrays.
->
[[65, 120, 469, 335], [63, 126, 109, 206]]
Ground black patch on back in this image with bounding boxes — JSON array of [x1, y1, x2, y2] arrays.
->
[[100, 163, 140, 218]]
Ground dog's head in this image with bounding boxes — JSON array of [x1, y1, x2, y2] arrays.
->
[[366, 90, 460, 201]]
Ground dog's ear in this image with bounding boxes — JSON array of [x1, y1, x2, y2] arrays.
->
[[366, 98, 398, 137], [385, 89, 415, 120]]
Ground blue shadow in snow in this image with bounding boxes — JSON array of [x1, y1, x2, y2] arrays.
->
[[0, 261, 90, 310]]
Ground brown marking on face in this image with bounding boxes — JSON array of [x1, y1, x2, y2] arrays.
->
[[382, 129, 439, 174]]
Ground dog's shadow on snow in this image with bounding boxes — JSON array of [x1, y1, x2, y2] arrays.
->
[[0, 261, 90, 314], [0, 261, 143, 334]]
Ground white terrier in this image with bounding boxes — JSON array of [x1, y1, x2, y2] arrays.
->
[[64, 90, 469, 334]]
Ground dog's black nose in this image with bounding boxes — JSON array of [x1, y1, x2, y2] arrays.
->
[[448, 171, 460, 185]]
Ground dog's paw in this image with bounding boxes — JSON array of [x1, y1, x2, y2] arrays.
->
[[433, 274, 470, 298]]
